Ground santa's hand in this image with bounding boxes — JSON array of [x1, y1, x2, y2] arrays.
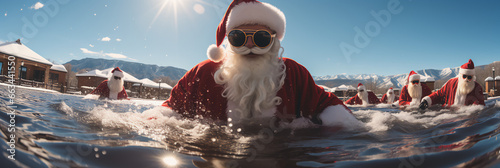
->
[[419, 100, 428, 110]]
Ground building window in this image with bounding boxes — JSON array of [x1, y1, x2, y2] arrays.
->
[[33, 69, 45, 82], [50, 73, 59, 83], [0, 62, 3, 75], [20, 66, 27, 79]]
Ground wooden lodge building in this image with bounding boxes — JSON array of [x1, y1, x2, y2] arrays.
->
[[0, 39, 67, 91]]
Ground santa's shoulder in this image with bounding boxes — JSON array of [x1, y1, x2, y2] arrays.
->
[[190, 59, 223, 74], [282, 58, 307, 69]]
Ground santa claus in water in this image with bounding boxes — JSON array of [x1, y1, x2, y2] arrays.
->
[[345, 83, 380, 105], [380, 87, 398, 104], [399, 71, 432, 106], [162, 0, 358, 126], [90, 67, 128, 100], [420, 59, 485, 109]]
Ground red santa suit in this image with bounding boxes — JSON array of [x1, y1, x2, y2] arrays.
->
[[90, 67, 128, 100], [344, 83, 380, 105], [422, 59, 485, 107], [162, 58, 350, 123], [344, 92, 380, 105], [90, 80, 128, 100], [399, 71, 432, 106], [380, 88, 398, 104]]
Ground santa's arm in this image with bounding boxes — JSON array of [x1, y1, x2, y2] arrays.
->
[[120, 87, 129, 100], [398, 86, 411, 105], [90, 80, 107, 95], [345, 96, 355, 105], [369, 92, 381, 104], [423, 81, 448, 106], [380, 94, 387, 103], [473, 84, 485, 105]]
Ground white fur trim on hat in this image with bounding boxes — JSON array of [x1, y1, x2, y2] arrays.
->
[[459, 68, 475, 76], [358, 85, 366, 91], [207, 44, 225, 63], [113, 70, 124, 78], [409, 74, 420, 83], [226, 2, 286, 40]]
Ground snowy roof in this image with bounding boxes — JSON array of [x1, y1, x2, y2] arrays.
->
[[0, 40, 53, 66], [76, 69, 108, 78], [332, 84, 357, 92], [420, 76, 435, 82], [76, 68, 141, 83], [50, 64, 67, 73], [496, 76, 500, 80], [132, 78, 173, 89], [485, 77, 494, 81]]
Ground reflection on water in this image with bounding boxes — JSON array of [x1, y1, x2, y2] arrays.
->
[[1, 85, 500, 167]]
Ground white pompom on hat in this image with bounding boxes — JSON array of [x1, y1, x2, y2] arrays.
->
[[207, 0, 286, 62]]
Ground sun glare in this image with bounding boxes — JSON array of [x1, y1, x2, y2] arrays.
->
[[150, 0, 186, 29], [162, 156, 179, 167]]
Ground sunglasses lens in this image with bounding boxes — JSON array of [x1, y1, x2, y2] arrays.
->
[[228, 30, 246, 47], [253, 31, 272, 48], [412, 81, 419, 84], [463, 75, 467, 79]]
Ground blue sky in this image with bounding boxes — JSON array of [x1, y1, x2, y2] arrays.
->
[[0, 0, 499, 76]]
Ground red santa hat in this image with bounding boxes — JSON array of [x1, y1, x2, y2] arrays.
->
[[111, 67, 124, 78], [459, 59, 475, 76], [407, 70, 420, 84], [387, 87, 394, 94], [207, 0, 286, 62], [357, 83, 366, 91]]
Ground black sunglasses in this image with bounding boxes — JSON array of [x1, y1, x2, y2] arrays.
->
[[358, 89, 364, 92], [228, 29, 276, 48], [114, 76, 121, 80], [462, 75, 472, 80], [412, 80, 420, 84]]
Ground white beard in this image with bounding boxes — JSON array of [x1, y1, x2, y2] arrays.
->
[[108, 77, 124, 99], [457, 76, 475, 95], [387, 93, 395, 104], [455, 75, 475, 105], [408, 83, 422, 105], [358, 91, 369, 105], [214, 39, 286, 121]]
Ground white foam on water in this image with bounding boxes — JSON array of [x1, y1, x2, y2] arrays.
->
[[87, 105, 211, 141], [83, 94, 100, 100], [58, 101, 77, 118], [353, 105, 485, 132]]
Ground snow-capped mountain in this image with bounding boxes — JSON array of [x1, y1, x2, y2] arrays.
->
[[65, 58, 187, 80], [314, 67, 462, 89]]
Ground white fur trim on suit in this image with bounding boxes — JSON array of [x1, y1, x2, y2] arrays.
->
[[319, 105, 364, 130], [113, 70, 124, 78], [459, 68, 475, 76], [422, 96, 432, 106], [409, 74, 420, 83], [226, 2, 286, 40], [207, 44, 225, 63]]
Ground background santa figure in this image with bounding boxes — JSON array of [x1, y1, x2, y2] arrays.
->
[[90, 67, 128, 100], [162, 0, 360, 127], [399, 71, 432, 106], [345, 83, 380, 105], [420, 59, 485, 109], [380, 87, 398, 104]]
